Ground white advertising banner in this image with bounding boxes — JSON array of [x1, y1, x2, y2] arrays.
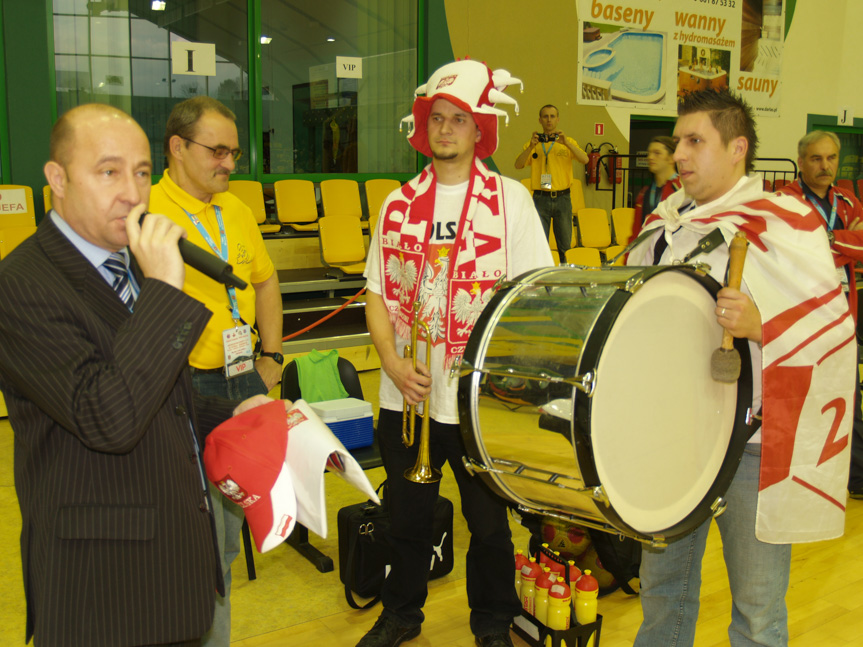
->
[[576, 0, 785, 116], [0, 188, 28, 215]]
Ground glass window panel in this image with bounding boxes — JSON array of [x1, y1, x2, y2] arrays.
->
[[53, 0, 249, 176], [91, 56, 132, 97], [54, 0, 88, 15], [54, 15, 89, 55], [55, 54, 93, 116], [90, 17, 130, 57], [132, 57, 170, 98], [170, 70, 206, 100], [131, 17, 168, 59], [261, 0, 418, 174]]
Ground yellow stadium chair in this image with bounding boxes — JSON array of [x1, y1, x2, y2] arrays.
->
[[564, 247, 602, 267], [0, 225, 38, 259], [520, 177, 533, 194], [43, 185, 52, 214], [576, 208, 612, 248], [611, 207, 636, 245], [321, 179, 368, 230], [273, 179, 319, 232], [570, 179, 586, 214], [604, 245, 626, 266], [229, 180, 280, 234], [365, 179, 401, 235], [318, 215, 366, 275], [0, 185, 36, 227]]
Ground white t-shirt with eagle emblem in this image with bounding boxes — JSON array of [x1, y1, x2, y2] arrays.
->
[[366, 175, 553, 424]]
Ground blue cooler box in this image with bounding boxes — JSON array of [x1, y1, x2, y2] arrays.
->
[[309, 398, 374, 450]]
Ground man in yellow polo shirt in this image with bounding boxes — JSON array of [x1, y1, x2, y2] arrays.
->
[[515, 104, 588, 262], [149, 96, 284, 647]]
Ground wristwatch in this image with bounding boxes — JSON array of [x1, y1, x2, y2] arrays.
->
[[259, 351, 284, 365]]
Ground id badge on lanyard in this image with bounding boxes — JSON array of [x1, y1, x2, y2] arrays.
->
[[540, 141, 554, 190], [223, 324, 255, 377], [185, 206, 255, 378]]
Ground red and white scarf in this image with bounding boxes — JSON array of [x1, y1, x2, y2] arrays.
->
[[379, 157, 508, 369], [632, 175, 856, 543]]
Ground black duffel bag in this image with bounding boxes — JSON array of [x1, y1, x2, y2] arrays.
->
[[337, 482, 453, 609]]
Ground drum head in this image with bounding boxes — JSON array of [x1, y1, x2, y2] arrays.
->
[[590, 269, 738, 534]]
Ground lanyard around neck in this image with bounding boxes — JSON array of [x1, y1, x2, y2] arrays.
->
[[184, 205, 241, 321], [540, 139, 555, 167], [800, 179, 838, 230]]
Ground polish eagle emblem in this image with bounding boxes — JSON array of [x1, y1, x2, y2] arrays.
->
[[453, 281, 491, 336], [385, 253, 418, 303]]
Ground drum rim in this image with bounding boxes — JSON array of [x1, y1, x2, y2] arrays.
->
[[575, 265, 754, 543]]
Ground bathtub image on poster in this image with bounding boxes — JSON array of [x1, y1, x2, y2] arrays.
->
[[677, 46, 731, 100], [580, 22, 671, 110], [576, 0, 784, 116]]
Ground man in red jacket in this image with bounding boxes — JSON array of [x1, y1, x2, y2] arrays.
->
[[778, 129, 863, 498]]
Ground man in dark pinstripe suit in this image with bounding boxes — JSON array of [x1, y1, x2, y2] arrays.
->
[[0, 104, 272, 646]]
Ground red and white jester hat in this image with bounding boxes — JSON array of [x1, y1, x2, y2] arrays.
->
[[401, 59, 523, 159]]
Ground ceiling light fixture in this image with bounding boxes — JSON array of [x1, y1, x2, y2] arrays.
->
[[260, 36, 273, 44], [151, 0, 166, 10], [326, 37, 336, 42]]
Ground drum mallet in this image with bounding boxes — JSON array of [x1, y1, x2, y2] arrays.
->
[[711, 231, 749, 383]]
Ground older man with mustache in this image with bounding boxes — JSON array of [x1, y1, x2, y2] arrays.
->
[[148, 96, 284, 647], [778, 129, 863, 500]]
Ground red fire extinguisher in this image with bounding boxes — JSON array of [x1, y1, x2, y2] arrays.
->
[[606, 147, 623, 184], [585, 144, 601, 186]]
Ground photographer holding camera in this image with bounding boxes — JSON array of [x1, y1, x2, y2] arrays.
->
[[516, 104, 588, 261]]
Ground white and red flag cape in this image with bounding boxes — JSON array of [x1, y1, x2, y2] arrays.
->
[[631, 175, 856, 544]]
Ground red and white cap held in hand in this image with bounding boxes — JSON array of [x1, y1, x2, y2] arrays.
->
[[203, 400, 298, 554]]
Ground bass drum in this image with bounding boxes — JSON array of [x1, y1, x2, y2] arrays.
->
[[457, 265, 753, 545]]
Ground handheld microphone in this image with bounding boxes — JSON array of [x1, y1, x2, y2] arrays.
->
[[140, 213, 248, 290]]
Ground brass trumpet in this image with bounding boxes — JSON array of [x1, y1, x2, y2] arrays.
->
[[402, 304, 442, 484]]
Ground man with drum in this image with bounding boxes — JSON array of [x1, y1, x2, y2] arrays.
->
[[359, 60, 552, 647], [628, 89, 856, 646], [776, 130, 863, 500]]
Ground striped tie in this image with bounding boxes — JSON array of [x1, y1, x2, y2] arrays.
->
[[103, 252, 135, 310]]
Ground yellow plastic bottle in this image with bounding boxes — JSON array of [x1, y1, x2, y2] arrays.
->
[[547, 581, 572, 630], [575, 570, 599, 647], [535, 567, 555, 626], [515, 549, 529, 598], [567, 560, 582, 617], [521, 558, 541, 616]]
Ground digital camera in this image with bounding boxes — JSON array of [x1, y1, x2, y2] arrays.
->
[[537, 133, 558, 143]]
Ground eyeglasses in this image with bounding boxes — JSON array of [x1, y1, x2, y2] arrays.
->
[[181, 137, 243, 162]]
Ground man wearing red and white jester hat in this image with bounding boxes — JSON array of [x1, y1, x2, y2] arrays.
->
[[360, 59, 553, 647]]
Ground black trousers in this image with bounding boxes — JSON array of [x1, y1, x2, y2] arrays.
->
[[849, 383, 863, 491], [377, 408, 521, 636]]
